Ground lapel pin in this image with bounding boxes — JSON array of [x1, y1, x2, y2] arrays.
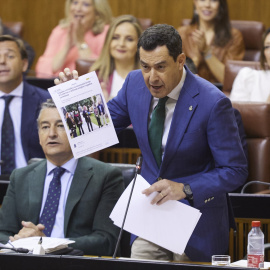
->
[[189, 105, 193, 111]]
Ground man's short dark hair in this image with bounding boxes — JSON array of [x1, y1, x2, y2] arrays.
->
[[37, 99, 56, 126], [0, 35, 28, 60], [137, 24, 182, 61]]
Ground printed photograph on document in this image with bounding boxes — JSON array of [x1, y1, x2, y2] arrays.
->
[[48, 71, 119, 159]]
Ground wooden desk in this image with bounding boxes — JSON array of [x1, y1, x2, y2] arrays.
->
[[0, 254, 259, 270]]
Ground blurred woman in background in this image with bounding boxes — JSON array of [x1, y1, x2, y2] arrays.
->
[[36, 0, 112, 78], [90, 15, 142, 101], [178, 0, 244, 83], [230, 28, 270, 102]]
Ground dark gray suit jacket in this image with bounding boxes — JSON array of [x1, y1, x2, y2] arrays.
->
[[0, 157, 124, 256]]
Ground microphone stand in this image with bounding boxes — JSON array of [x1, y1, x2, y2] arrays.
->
[[241, 181, 270, 193], [112, 156, 143, 259]]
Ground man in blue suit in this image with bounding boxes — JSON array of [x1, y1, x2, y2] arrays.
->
[[57, 24, 248, 262], [0, 35, 50, 175]]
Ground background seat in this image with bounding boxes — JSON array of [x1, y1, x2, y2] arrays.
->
[[75, 59, 96, 76], [181, 19, 265, 61], [3, 21, 24, 37], [223, 60, 261, 96], [138, 18, 153, 30], [230, 20, 265, 61], [232, 102, 270, 193]]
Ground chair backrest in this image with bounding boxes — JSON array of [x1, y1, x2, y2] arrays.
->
[[223, 60, 261, 96], [3, 21, 24, 37], [138, 18, 153, 30], [232, 102, 270, 193], [230, 20, 265, 61], [75, 59, 96, 76], [180, 19, 265, 61]]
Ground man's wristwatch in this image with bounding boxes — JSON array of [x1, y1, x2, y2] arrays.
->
[[183, 183, 193, 201]]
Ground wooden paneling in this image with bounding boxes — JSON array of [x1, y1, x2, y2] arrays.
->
[[0, 0, 269, 72]]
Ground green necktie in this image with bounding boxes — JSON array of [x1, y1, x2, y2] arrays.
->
[[148, 96, 169, 167]]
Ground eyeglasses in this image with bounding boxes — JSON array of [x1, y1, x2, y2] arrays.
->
[[264, 45, 270, 50]]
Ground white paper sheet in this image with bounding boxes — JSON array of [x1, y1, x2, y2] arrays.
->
[[110, 175, 201, 254], [48, 71, 119, 159], [1, 237, 75, 253], [231, 259, 270, 268]]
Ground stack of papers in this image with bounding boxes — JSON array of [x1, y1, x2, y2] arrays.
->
[[110, 175, 201, 255], [2, 237, 75, 253]]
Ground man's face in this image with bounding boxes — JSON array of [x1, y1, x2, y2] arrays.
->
[[139, 45, 185, 98], [0, 41, 28, 93], [38, 108, 73, 166]]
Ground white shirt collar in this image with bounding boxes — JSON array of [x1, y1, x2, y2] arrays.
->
[[46, 157, 78, 176], [0, 81, 24, 97], [167, 67, 187, 101]]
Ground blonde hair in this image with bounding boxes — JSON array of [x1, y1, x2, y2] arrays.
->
[[60, 0, 112, 35], [91, 15, 142, 82]]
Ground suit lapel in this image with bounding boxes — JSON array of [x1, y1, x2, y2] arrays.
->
[[28, 160, 47, 223], [21, 82, 39, 160], [64, 158, 93, 235], [161, 69, 199, 171]]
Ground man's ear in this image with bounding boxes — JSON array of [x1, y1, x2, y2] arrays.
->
[[22, 59, 29, 73], [177, 53, 186, 70]]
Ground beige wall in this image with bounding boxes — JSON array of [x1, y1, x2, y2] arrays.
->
[[0, 0, 269, 70]]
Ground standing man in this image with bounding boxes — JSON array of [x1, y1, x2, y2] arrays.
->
[[56, 24, 248, 262], [97, 99, 107, 126], [0, 35, 50, 175], [0, 99, 124, 256]]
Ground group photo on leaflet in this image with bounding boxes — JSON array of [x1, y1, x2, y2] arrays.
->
[[0, 0, 269, 269]]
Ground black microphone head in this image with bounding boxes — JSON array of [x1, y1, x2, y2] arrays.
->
[[136, 156, 143, 174]]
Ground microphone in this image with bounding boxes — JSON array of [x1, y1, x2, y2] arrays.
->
[[112, 156, 143, 259], [0, 246, 29, 253], [241, 181, 270, 193]]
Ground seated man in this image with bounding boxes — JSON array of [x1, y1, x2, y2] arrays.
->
[[0, 99, 125, 256], [0, 35, 50, 175]]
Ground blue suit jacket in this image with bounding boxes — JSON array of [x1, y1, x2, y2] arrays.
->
[[108, 67, 248, 261], [20, 81, 51, 162]]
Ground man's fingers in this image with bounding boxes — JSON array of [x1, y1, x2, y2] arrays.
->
[[72, 69, 78, 79], [150, 191, 168, 205], [37, 224, 45, 231], [59, 71, 67, 82], [21, 221, 36, 228], [9, 236, 15, 242], [54, 78, 60, 85], [54, 69, 79, 85]]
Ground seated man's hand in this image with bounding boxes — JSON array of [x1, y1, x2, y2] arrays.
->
[[142, 179, 186, 205], [54, 68, 79, 85], [9, 221, 46, 241]]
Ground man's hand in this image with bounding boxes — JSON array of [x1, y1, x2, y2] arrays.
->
[[9, 221, 46, 242], [142, 179, 186, 205], [54, 68, 79, 85]]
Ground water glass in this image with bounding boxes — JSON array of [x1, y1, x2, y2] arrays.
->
[[211, 255, 231, 266]]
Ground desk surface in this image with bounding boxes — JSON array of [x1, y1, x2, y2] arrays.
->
[[0, 253, 259, 270]]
